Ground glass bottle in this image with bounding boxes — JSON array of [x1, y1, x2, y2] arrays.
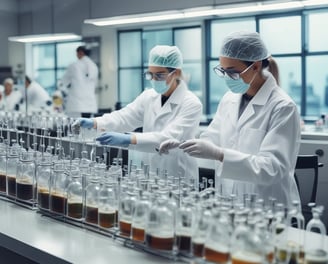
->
[[66, 167, 83, 220], [231, 215, 265, 264], [175, 196, 194, 254], [0, 144, 7, 194], [145, 192, 175, 251], [304, 205, 328, 264], [16, 151, 36, 203], [49, 162, 67, 215], [84, 169, 101, 225], [191, 204, 212, 258], [98, 178, 118, 229], [131, 190, 151, 242], [119, 186, 137, 237], [36, 154, 52, 210], [6, 140, 20, 198], [204, 205, 232, 264]]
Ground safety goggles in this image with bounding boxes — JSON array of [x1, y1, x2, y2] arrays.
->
[[143, 70, 175, 81], [213, 63, 254, 80]]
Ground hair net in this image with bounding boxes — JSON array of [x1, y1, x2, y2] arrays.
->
[[3, 78, 14, 85], [219, 31, 270, 61], [148, 45, 183, 69]]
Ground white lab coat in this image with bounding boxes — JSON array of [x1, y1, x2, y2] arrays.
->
[[201, 73, 301, 207], [26, 81, 51, 111], [60, 56, 98, 115], [96, 80, 203, 180], [1, 90, 22, 111]]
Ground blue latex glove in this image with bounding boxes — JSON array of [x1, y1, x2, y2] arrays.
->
[[79, 118, 94, 129], [96, 132, 131, 146]]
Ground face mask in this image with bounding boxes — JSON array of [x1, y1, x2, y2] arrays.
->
[[151, 80, 170, 94], [225, 78, 250, 94]]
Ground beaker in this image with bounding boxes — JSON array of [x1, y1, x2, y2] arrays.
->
[[49, 162, 67, 215]]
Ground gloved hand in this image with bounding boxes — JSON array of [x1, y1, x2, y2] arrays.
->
[[72, 118, 94, 129], [179, 139, 223, 161], [158, 139, 181, 154], [96, 132, 131, 146]]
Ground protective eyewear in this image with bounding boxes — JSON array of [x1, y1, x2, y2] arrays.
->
[[213, 63, 254, 80], [143, 70, 175, 81]]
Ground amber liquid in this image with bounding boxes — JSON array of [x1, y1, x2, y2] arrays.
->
[[132, 227, 145, 242], [204, 247, 230, 263], [16, 181, 34, 201], [176, 235, 191, 251], [99, 211, 116, 228], [67, 203, 83, 219], [231, 253, 262, 264], [145, 234, 174, 251], [119, 220, 131, 237], [0, 173, 6, 192], [7, 176, 16, 197], [266, 251, 274, 263], [85, 206, 98, 225], [37, 189, 49, 209], [50, 194, 67, 214], [192, 242, 205, 257]]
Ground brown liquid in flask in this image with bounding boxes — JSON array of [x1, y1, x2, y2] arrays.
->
[[0, 173, 6, 193], [231, 252, 262, 264], [119, 220, 131, 237], [37, 188, 50, 209], [131, 227, 145, 242], [204, 247, 230, 263], [85, 206, 98, 225], [145, 234, 174, 251], [98, 210, 116, 228], [50, 194, 67, 214], [16, 180, 33, 201], [7, 176, 16, 197], [67, 202, 83, 219], [192, 242, 205, 257], [176, 235, 191, 251]]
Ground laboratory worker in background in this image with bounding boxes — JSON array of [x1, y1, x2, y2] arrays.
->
[[59, 46, 98, 118], [0, 78, 22, 111], [74, 45, 202, 180], [25, 76, 52, 112], [160, 31, 301, 207]]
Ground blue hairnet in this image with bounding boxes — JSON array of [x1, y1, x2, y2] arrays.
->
[[148, 45, 183, 69], [219, 31, 270, 61]]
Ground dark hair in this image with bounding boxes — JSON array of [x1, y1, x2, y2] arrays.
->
[[76, 46, 90, 56], [25, 75, 31, 84], [166, 67, 176, 73]]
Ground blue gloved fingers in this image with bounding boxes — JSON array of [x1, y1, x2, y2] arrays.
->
[[96, 132, 131, 146], [79, 118, 94, 129]]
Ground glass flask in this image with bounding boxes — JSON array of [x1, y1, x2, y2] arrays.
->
[[6, 140, 20, 198], [98, 178, 118, 229], [175, 196, 194, 254], [204, 206, 232, 264], [84, 169, 101, 225], [66, 167, 83, 220], [145, 192, 175, 251], [287, 200, 305, 264], [191, 204, 212, 258], [0, 144, 7, 194], [131, 190, 151, 242], [16, 151, 36, 202], [304, 205, 328, 264], [119, 186, 137, 237], [255, 220, 275, 264], [36, 154, 52, 210], [49, 162, 67, 215]]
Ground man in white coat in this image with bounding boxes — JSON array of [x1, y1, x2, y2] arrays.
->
[[160, 32, 301, 208], [73, 45, 202, 182], [59, 46, 98, 117], [25, 76, 51, 112]]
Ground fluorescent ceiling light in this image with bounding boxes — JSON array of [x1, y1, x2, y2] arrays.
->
[[8, 33, 81, 43], [84, 0, 328, 27], [85, 11, 184, 26]]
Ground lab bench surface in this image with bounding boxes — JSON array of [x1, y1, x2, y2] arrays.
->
[[0, 199, 183, 264]]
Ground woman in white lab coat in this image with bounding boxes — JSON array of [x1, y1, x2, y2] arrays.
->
[[75, 45, 202, 180], [160, 32, 301, 207], [59, 46, 98, 117]]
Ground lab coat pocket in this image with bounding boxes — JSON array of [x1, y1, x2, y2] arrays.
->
[[238, 128, 266, 154]]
